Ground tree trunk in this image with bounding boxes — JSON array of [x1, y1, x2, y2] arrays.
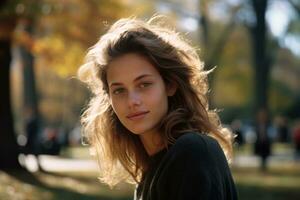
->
[[251, 0, 270, 113], [0, 36, 21, 169], [18, 18, 40, 155]]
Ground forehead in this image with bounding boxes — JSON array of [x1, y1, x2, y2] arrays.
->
[[106, 53, 160, 84]]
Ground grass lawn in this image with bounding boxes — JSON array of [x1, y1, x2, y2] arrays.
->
[[232, 165, 300, 200]]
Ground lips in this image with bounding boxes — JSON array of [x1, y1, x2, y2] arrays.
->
[[126, 111, 149, 120]]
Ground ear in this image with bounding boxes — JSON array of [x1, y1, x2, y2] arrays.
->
[[166, 81, 177, 97]]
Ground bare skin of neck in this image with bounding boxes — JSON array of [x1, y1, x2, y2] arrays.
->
[[139, 132, 165, 156]]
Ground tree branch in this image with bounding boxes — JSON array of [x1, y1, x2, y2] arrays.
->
[[206, 5, 241, 69]]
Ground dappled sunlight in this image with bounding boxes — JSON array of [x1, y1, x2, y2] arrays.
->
[[0, 168, 134, 200]]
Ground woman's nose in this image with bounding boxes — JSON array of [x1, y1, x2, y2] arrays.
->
[[128, 91, 141, 107]]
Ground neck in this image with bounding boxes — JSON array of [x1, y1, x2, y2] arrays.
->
[[139, 132, 164, 156]]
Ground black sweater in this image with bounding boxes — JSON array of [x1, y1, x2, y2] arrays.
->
[[134, 132, 238, 200]]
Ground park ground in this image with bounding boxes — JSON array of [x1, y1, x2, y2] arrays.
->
[[1, 143, 300, 200]]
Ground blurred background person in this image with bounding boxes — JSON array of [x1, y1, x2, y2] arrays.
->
[[275, 115, 290, 143], [24, 107, 39, 155], [254, 108, 273, 171], [231, 119, 244, 147], [292, 119, 300, 160]]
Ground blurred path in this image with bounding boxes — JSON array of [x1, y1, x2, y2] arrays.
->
[[19, 154, 98, 172], [233, 153, 298, 167], [39, 155, 98, 172], [20, 153, 299, 173]]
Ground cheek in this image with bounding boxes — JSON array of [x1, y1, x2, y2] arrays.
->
[[110, 98, 124, 117], [147, 87, 169, 110]]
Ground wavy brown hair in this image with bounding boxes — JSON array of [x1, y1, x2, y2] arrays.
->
[[78, 16, 234, 187]]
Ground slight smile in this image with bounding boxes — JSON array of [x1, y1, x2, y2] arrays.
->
[[127, 111, 150, 120]]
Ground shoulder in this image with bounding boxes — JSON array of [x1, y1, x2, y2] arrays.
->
[[172, 132, 220, 154], [175, 132, 216, 144], [158, 132, 226, 168], [164, 132, 228, 168]]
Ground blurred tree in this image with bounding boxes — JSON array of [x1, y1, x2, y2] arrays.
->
[[34, 0, 129, 77], [154, 0, 299, 121], [214, 25, 252, 108], [199, 1, 241, 70], [198, 0, 242, 106], [33, 0, 129, 130], [0, 0, 130, 168], [0, 0, 48, 167], [249, 0, 271, 114], [15, 15, 40, 155], [15, 18, 38, 119], [285, 0, 300, 119], [0, 0, 20, 169], [157, 0, 242, 106], [248, 0, 300, 117]]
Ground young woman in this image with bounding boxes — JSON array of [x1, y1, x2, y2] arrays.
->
[[78, 16, 238, 200]]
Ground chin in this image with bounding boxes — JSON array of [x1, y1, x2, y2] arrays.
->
[[127, 125, 152, 135], [128, 128, 146, 135]]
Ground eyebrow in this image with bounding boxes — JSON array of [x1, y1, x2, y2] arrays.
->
[[109, 74, 153, 87]]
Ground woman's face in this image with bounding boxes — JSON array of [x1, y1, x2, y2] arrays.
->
[[106, 53, 176, 137]]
